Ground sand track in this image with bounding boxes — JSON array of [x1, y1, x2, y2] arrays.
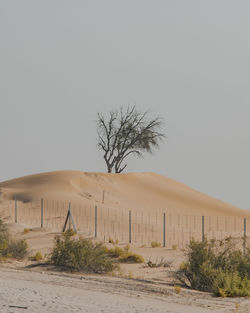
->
[[1, 267, 249, 313]]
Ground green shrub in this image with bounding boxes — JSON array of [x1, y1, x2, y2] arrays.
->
[[119, 252, 144, 263], [0, 219, 9, 255], [151, 241, 161, 248], [172, 244, 177, 250], [107, 246, 124, 258], [213, 270, 250, 297], [174, 285, 181, 294], [8, 240, 28, 259], [0, 218, 28, 259], [30, 251, 43, 261], [50, 233, 117, 273], [176, 238, 250, 297]]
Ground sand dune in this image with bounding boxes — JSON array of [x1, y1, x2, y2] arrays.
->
[[0, 171, 249, 217]]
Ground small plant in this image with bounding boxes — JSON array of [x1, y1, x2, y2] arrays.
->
[[127, 271, 133, 279], [147, 257, 164, 268], [23, 228, 31, 235], [64, 229, 76, 237], [30, 251, 43, 261], [147, 257, 173, 268], [107, 246, 124, 258], [0, 218, 28, 259], [164, 259, 174, 268], [151, 241, 161, 248], [174, 285, 181, 294], [118, 269, 126, 277], [119, 252, 144, 264], [124, 244, 130, 252], [140, 244, 146, 248], [8, 240, 28, 259], [235, 303, 240, 313], [108, 237, 115, 244], [172, 244, 177, 250], [115, 239, 119, 244]]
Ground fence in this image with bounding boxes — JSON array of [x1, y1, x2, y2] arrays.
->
[[0, 198, 249, 249]]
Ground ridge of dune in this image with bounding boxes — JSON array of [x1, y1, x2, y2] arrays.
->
[[0, 170, 249, 217]]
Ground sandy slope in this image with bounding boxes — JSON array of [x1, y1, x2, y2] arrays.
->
[[0, 171, 249, 217]]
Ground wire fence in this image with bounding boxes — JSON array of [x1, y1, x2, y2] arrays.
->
[[0, 198, 249, 249]]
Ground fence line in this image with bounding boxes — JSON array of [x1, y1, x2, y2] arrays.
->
[[0, 198, 249, 249]]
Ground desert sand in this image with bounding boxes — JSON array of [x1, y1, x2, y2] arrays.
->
[[1, 223, 250, 313], [0, 171, 249, 216], [0, 171, 249, 248], [0, 171, 250, 313], [1, 265, 250, 313]]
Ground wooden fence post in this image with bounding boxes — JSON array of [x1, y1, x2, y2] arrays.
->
[[202, 216, 205, 242], [129, 210, 132, 244], [163, 212, 166, 247], [41, 198, 44, 228], [95, 205, 97, 238], [15, 195, 17, 223], [243, 218, 246, 255]]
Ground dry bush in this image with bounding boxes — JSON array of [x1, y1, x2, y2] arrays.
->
[[108, 237, 115, 244], [50, 232, 117, 274], [174, 285, 181, 294], [106, 245, 144, 264], [124, 244, 130, 252], [0, 218, 28, 259], [8, 240, 28, 259], [119, 252, 144, 264], [176, 237, 250, 297], [30, 251, 43, 261], [23, 228, 31, 235], [147, 257, 173, 268], [107, 246, 124, 258], [151, 241, 161, 248]]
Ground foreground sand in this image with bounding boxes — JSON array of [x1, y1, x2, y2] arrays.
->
[[1, 267, 250, 313], [1, 225, 250, 313]]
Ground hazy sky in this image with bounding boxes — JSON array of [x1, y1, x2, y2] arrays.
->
[[1, 1, 250, 210]]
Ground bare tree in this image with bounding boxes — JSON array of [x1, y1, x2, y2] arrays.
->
[[97, 105, 165, 173]]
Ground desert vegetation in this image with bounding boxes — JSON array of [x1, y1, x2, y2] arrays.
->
[[0, 218, 28, 259], [151, 241, 161, 248], [30, 251, 43, 261], [176, 237, 250, 297], [50, 231, 145, 274], [50, 231, 117, 273]]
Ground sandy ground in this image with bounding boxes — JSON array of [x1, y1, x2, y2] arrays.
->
[[1, 267, 250, 313], [0, 226, 250, 313], [0, 171, 250, 313]]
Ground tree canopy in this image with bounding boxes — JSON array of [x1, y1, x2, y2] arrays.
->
[[97, 105, 165, 173]]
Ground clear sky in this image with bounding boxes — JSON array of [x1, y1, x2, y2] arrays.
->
[[1, 1, 250, 210]]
